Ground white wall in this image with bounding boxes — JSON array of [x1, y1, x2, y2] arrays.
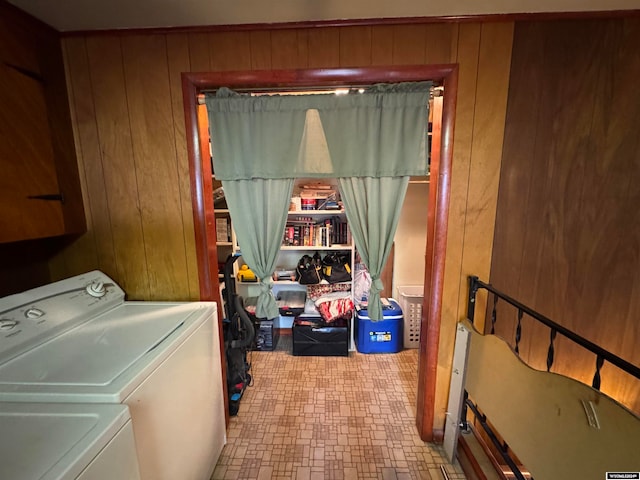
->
[[393, 181, 429, 298]]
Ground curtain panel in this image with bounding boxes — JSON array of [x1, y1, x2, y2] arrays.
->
[[222, 178, 294, 319], [338, 176, 410, 321]]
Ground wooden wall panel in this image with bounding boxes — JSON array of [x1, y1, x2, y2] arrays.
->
[[435, 22, 515, 433], [271, 30, 308, 69], [370, 25, 394, 65], [249, 31, 272, 70], [210, 31, 252, 71], [61, 37, 117, 278], [187, 32, 211, 71], [593, 20, 640, 383], [437, 24, 480, 426], [425, 23, 457, 65], [307, 28, 340, 68], [167, 34, 200, 300], [339, 26, 372, 66], [121, 34, 190, 300], [491, 18, 640, 414], [85, 36, 150, 298], [457, 22, 514, 332], [391, 24, 426, 64], [486, 21, 545, 354], [47, 37, 100, 280]]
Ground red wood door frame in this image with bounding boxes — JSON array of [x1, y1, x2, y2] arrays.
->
[[182, 65, 458, 440]]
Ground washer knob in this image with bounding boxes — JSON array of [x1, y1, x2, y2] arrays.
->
[[0, 319, 19, 331], [86, 282, 107, 298], [25, 308, 45, 319]]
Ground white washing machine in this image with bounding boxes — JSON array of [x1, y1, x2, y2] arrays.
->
[[0, 271, 226, 480], [0, 402, 140, 480]]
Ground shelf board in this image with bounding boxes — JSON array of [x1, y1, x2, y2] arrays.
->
[[215, 209, 230, 214], [288, 209, 344, 215], [280, 244, 351, 251], [271, 279, 352, 285], [217, 241, 233, 246]]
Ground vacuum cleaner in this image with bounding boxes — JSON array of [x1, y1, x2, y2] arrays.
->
[[222, 253, 255, 416]]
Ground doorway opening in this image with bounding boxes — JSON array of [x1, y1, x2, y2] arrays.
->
[[182, 65, 458, 441]]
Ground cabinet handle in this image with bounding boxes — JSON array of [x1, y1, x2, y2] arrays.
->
[[3, 62, 44, 83], [27, 193, 65, 203]]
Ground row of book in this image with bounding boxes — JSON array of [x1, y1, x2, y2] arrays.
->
[[215, 217, 232, 243], [283, 217, 351, 247]]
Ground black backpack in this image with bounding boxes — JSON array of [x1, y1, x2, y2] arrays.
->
[[296, 253, 322, 285]]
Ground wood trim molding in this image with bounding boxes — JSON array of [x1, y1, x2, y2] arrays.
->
[[182, 64, 458, 441], [416, 68, 458, 442], [62, 10, 640, 37], [182, 72, 230, 426]]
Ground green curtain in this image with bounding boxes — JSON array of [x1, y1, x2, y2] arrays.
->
[[205, 82, 430, 321], [339, 176, 410, 320], [206, 83, 431, 180], [222, 178, 294, 319]]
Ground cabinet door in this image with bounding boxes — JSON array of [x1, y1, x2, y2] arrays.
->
[[0, 63, 64, 243]]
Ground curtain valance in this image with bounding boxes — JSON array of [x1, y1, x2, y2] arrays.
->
[[205, 82, 432, 181]]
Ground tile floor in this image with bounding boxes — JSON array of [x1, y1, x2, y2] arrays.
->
[[212, 335, 467, 480]]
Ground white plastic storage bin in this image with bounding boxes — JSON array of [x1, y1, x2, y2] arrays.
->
[[398, 286, 424, 348]]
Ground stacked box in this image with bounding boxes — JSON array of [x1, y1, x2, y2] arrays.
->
[[355, 299, 403, 354], [254, 319, 279, 351]]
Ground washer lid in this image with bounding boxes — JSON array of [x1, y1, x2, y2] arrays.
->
[[0, 402, 131, 480], [0, 302, 214, 402]]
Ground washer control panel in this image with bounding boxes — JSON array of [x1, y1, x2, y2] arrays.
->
[[0, 271, 125, 363]]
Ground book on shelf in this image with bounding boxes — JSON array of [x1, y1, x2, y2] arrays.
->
[[282, 216, 350, 247], [215, 218, 231, 243]]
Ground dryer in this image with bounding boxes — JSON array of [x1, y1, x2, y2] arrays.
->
[[0, 402, 140, 480], [0, 271, 226, 480]]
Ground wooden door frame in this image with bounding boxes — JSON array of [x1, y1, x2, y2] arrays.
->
[[182, 65, 458, 440]]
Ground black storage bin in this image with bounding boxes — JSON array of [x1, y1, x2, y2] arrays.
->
[[292, 314, 349, 357], [277, 290, 306, 317]]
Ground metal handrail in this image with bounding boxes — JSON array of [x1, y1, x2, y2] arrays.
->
[[468, 275, 640, 383]]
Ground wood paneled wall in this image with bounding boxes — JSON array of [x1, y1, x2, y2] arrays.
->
[[52, 22, 513, 431], [491, 18, 640, 414]]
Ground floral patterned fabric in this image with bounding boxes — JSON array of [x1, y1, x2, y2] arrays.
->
[[314, 291, 354, 323], [306, 282, 351, 301]]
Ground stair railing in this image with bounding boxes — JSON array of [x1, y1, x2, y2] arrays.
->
[[461, 275, 640, 479], [467, 276, 640, 389]]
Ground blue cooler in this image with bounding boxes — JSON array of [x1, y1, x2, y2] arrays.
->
[[355, 299, 403, 353]]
